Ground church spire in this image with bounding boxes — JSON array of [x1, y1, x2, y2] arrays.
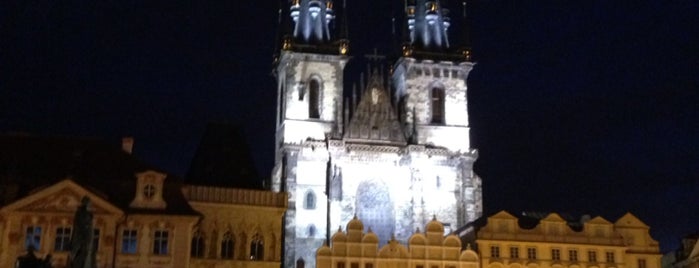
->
[[280, 0, 348, 55], [404, 0, 452, 50]]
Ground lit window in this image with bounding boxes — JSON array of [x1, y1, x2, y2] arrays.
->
[[221, 232, 235, 259], [606, 252, 615, 263], [121, 229, 138, 254], [25, 226, 42, 251], [250, 233, 264, 260], [153, 230, 169, 255], [54, 227, 71, 251], [308, 79, 321, 119], [638, 259, 646, 268], [304, 191, 316, 210], [588, 251, 597, 262], [569, 249, 578, 261], [527, 247, 537, 260], [144, 184, 156, 199], [552, 249, 561, 261], [510, 247, 519, 258], [431, 87, 445, 124], [490, 245, 500, 258], [191, 231, 205, 258]]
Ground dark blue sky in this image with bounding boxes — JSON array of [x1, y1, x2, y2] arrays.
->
[[3, 0, 698, 252]]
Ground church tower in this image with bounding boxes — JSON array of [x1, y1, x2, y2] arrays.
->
[[272, 1, 482, 268], [272, 1, 349, 268]]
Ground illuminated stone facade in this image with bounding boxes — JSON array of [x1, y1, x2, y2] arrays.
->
[[473, 211, 662, 268], [663, 234, 699, 268], [272, 1, 482, 268], [316, 216, 481, 268]]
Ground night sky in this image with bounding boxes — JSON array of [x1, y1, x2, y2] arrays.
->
[[3, 0, 698, 252]]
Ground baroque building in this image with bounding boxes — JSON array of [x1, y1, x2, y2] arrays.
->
[[0, 134, 286, 268], [467, 211, 662, 268], [271, 1, 481, 268], [316, 216, 481, 268]]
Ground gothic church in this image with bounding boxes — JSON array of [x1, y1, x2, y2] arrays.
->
[[270, 1, 482, 267]]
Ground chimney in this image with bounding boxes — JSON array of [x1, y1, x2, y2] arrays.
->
[[122, 137, 134, 154]]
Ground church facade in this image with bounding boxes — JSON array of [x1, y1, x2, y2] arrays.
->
[[270, 1, 482, 267]]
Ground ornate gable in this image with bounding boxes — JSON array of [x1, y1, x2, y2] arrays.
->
[[0, 179, 123, 215], [614, 212, 649, 228], [344, 70, 406, 145]]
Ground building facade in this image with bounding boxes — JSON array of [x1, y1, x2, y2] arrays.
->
[[662, 234, 699, 268], [473, 211, 662, 268], [271, 1, 482, 267], [0, 135, 287, 268], [316, 216, 481, 268]]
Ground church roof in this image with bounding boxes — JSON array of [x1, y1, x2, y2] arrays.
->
[[344, 70, 406, 145], [0, 134, 199, 215]]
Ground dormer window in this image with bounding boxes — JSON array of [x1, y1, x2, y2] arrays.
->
[[130, 170, 167, 209]]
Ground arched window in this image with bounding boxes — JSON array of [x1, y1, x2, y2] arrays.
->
[[308, 79, 321, 119], [297, 258, 306, 268], [431, 87, 445, 124], [308, 224, 317, 237], [221, 231, 235, 259], [249, 233, 264, 260], [191, 231, 205, 258], [304, 191, 316, 210]]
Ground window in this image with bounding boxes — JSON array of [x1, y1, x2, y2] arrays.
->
[[491, 245, 500, 258], [510, 247, 520, 259], [121, 229, 138, 254], [93, 229, 100, 252], [25, 226, 42, 250], [569, 250, 578, 262], [250, 233, 264, 260], [304, 191, 316, 210], [351, 263, 359, 268], [297, 258, 305, 268], [337, 262, 345, 268], [588, 251, 597, 262], [638, 259, 647, 268], [606, 252, 615, 263], [366, 263, 374, 268], [308, 79, 320, 119], [430, 87, 445, 124], [191, 232, 205, 258], [144, 184, 156, 199], [221, 232, 235, 259], [527, 247, 537, 260], [153, 230, 169, 255], [54, 227, 71, 251], [552, 249, 561, 261], [308, 224, 317, 237]]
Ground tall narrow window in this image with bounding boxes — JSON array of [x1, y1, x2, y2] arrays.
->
[[153, 230, 169, 255], [93, 229, 100, 252], [250, 233, 264, 260], [304, 191, 316, 210], [308, 79, 321, 119], [25, 226, 42, 250], [54, 227, 71, 251], [431, 87, 445, 124], [191, 231, 205, 258], [121, 229, 138, 254], [221, 232, 235, 259]]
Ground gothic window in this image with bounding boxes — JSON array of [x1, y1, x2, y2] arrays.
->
[[121, 229, 138, 254], [308, 79, 321, 119], [308, 224, 316, 237], [25, 226, 42, 250], [297, 258, 305, 268], [153, 230, 169, 255], [221, 232, 235, 259], [304, 190, 316, 210], [54, 227, 71, 251], [431, 86, 445, 124], [249, 233, 264, 260], [191, 231, 205, 258]]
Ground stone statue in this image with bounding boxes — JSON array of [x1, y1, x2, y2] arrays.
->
[[15, 246, 43, 268], [69, 196, 95, 268]]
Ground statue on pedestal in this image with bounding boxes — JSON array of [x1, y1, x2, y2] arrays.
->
[[69, 196, 95, 268]]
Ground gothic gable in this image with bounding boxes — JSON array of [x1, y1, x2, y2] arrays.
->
[[0, 179, 123, 215], [344, 71, 406, 144]]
